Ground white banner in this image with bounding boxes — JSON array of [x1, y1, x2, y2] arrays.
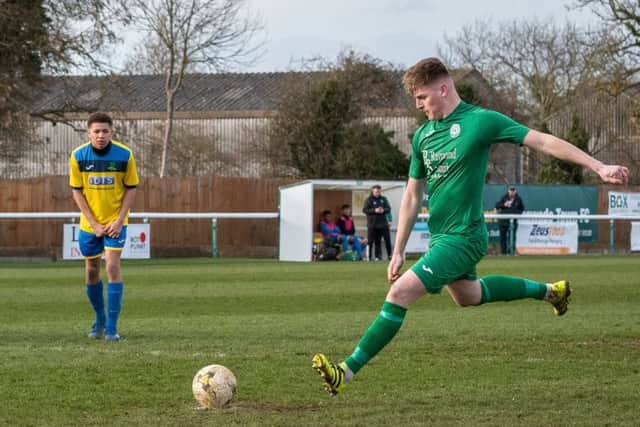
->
[[632, 222, 640, 252], [515, 221, 578, 255], [405, 222, 430, 253], [608, 192, 640, 216], [62, 223, 151, 259]]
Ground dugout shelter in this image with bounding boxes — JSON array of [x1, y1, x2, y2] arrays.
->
[[279, 179, 406, 262]]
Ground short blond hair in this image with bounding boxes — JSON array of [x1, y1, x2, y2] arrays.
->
[[402, 57, 450, 95]]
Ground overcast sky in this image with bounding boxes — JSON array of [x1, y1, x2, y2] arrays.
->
[[241, 0, 597, 72]]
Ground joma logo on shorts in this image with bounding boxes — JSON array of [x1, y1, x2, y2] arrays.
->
[[89, 176, 115, 185]]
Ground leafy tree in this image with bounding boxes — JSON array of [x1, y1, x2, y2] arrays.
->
[[1, 0, 127, 106], [1, 1, 49, 169], [267, 52, 409, 180], [338, 123, 409, 180], [0, 1, 48, 89], [538, 117, 591, 184], [1, 0, 127, 170]]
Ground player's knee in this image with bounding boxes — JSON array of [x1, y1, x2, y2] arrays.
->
[[86, 270, 100, 283], [386, 284, 403, 302], [85, 261, 100, 282], [386, 279, 424, 307], [105, 263, 121, 281], [387, 287, 410, 307]]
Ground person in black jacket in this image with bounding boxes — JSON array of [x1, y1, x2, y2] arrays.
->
[[363, 185, 392, 260], [495, 186, 525, 255]]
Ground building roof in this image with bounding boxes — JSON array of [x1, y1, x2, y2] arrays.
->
[[30, 73, 295, 115], [27, 68, 488, 117]]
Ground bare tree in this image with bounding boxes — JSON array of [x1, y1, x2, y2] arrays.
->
[[575, 0, 640, 61], [440, 18, 621, 127], [122, 0, 263, 177], [573, 0, 640, 94], [439, 18, 631, 182], [42, 0, 127, 73]]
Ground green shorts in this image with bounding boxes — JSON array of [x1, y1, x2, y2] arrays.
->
[[410, 233, 487, 294]]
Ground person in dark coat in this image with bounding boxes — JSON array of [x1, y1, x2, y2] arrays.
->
[[363, 185, 392, 260], [495, 186, 525, 255]]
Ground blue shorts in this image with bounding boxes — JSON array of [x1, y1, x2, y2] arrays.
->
[[78, 226, 128, 258]]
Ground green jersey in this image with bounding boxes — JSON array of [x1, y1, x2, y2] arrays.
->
[[408, 101, 529, 237]]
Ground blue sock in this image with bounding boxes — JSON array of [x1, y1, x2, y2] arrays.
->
[[86, 281, 105, 326], [106, 282, 124, 335]]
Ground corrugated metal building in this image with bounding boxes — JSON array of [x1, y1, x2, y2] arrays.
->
[[5, 69, 521, 180], [547, 85, 640, 176]]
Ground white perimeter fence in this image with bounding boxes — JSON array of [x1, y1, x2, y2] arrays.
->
[[1, 212, 640, 257]]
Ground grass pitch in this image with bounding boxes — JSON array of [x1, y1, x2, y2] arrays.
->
[[0, 256, 638, 427]]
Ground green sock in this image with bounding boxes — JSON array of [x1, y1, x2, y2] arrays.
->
[[479, 275, 547, 304], [344, 301, 407, 374]]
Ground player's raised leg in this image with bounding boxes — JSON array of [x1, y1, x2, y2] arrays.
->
[[312, 270, 425, 395], [447, 276, 571, 315]]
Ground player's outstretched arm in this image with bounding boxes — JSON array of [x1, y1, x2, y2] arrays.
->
[[523, 130, 629, 185]]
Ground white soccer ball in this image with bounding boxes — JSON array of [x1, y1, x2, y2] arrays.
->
[[192, 364, 237, 409]]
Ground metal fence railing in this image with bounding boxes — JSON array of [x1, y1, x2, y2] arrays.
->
[[1, 212, 639, 257], [0, 212, 279, 257]]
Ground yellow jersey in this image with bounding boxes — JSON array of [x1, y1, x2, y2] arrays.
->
[[69, 140, 139, 233]]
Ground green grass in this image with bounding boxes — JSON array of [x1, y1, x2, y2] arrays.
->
[[1, 256, 639, 427]]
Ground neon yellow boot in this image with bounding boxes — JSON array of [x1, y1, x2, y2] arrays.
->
[[312, 353, 347, 396]]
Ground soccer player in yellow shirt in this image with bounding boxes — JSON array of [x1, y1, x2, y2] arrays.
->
[[69, 112, 139, 341]]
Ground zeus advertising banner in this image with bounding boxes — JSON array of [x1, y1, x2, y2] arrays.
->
[[62, 223, 151, 259], [515, 221, 579, 255]]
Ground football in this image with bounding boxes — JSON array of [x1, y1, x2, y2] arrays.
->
[[192, 364, 237, 409]]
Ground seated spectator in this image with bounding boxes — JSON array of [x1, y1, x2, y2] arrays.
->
[[317, 210, 343, 260], [318, 210, 344, 242], [336, 204, 365, 260]]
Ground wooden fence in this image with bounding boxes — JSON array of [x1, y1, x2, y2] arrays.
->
[[0, 176, 295, 258], [0, 178, 638, 258]]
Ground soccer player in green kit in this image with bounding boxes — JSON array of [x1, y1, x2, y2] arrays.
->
[[312, 57, 630, 395]]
